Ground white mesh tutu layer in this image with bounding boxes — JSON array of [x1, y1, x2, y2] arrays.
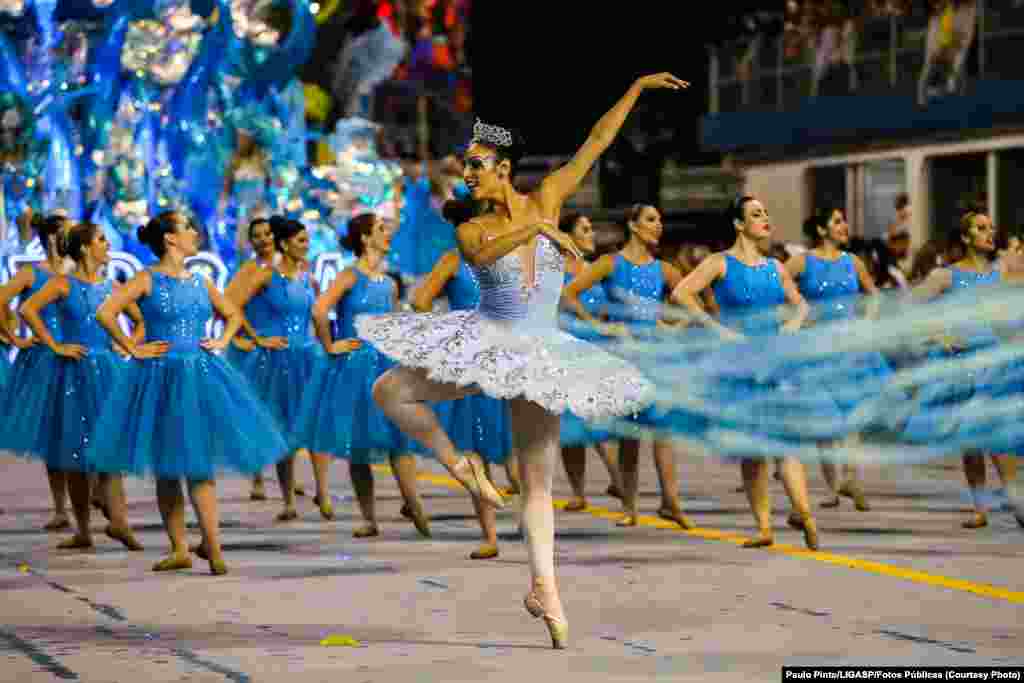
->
[[356, 310, 654, 421]]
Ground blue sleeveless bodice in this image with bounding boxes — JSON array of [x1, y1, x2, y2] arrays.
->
[[798, 252, 860, 322], [59, 278, 113, 349], [444, 259, 480, 311], [713, 255, 786, 336], [239, 261, 275, 336], [140, 271, 211, 354], [337, 271, 394, 338], [604, 255, 664, 329], [260, 271, 316, 345]]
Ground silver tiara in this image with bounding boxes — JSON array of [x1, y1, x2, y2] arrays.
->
[[472, 118, 513, 147]]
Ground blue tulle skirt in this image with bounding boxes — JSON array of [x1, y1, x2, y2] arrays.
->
[[0, 349, 10, 389], [878, 340, 1024, 453], [226, 342, 327, 451], [435, 393, 512, 463], [0, 346, 65, 460], [293, 344, 409, 463], [85, 351, 290, 480]]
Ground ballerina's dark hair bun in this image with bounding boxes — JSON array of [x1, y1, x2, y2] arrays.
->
[[138, 211, 181, 258], [32, 213, 68, 244], [270, 216, 305, 250], [58, 222, 100, 262], [341, 213, 377, 256]]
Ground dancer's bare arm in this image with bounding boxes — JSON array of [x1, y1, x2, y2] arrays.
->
[[413, 250, 459, 312], [457, 217, 542, 268], [224, 260, 275, 348], [851, 253, 882, 319], [96, 272, 168, 359], [20, 276, 80, 358], [671, 254, 741, 340], [202, 278, 243, 352], [312, 269, 360, 354], [776, 260, 810, 333], [539, 73, 688, 210]]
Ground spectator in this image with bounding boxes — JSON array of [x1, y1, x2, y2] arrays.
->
[[918, 0, 977, 104]]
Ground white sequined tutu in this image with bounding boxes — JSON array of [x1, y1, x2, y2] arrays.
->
[[356, 235, 654, 421]]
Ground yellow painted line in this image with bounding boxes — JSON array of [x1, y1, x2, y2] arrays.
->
[[373, 465, 1024, 605]]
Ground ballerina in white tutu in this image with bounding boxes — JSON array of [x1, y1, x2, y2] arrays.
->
[[358, 72, 688, 649]]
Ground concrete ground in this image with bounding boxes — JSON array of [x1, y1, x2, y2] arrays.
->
[[0, 450, 1021, 682]]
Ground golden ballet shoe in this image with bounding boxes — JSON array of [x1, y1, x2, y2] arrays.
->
[[962, 512, 988, 529], [838, 483, 870, 511], [564, 497, 587, 512], [616, 514, 638, 527], [275, 508, 299, 523], [741, 535, 773, 548], [406, 502, 431, 538], [524, 592, 568, 650], [105, 525, 143, 551], [470, 544, 498, 560], [152, 554, 192, 572], [57, 534, 94, 550], [658, 506, 695, 530], [353, 523, 380, 538], [208, 559, 228, 576]]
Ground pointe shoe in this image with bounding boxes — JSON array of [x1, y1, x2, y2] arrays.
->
[[319, 501, 336, 521], [294, 484, 306, 497], [564, 497, 587, 512], [524, 592, 568, 650], [152, 554, 192, 572], [353, 523, 379, 538], [57, 534, 94, 550], [470, 544, 499, 560], [208, 558, 228, 576], [105, 525, 144, 551], [275, 508, 299, 523], [820, 496, 841, 509], [962, 512, 988, 529], [658, 506, 695, 530], [44, 515, 70, 531], [454, 454, 505, 509], [616, 514, 638, 527]]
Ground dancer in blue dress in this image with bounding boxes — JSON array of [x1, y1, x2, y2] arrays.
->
[[412, 241, 515, 559], [14, 222, 144, 551], [0, 213, 72, 531], [224, 217, 309, 501], [877, 209, 1023, 530], [86, 211, 289, 575], [563, 204, 691, 529], [672, 195, 822, 550], [224, 217, 277, 500], [295, 212, 428, 539], [785, 206, 883, 512], [555, 212, 624, 512], [225, 217, 334, 522]]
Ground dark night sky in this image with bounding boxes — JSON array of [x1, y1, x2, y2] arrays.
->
[[468, 2, 774, 160]]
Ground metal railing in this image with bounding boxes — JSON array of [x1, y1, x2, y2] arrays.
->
[[709, 1, 1024, 114]]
